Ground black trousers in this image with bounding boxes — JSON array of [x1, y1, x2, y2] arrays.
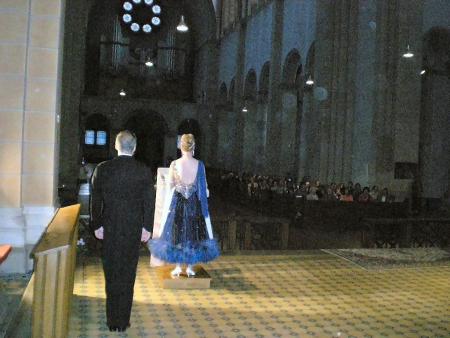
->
[[102, 249, 139, 327]]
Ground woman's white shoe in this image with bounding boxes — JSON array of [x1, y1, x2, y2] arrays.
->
[[186, 265, 196, 277], [171, 266, 182, 277]]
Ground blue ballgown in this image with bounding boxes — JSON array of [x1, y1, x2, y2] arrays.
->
[[150, 161, 220, 264]]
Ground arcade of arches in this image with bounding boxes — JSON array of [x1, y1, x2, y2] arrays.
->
[[0, 0, 449, 276]]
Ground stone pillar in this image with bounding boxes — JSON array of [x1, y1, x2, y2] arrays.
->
[[298, 83, 319, 180], [315, 0, 359, 184], [264, 0, 284, 176], [232, 0, 246, 172], [255, 95, 269, 173], [0, 0, 64, 273], [279, 87, 299, 178], [217, 105, 237, 170], [58, 0, 89, 193], [372, 0, 423, 198], [315, 0, 334, 183], [420, 73, 450, 198], [242, 99, 258, 172], [198, 37, 220, 167], [215, 106, 225, 168], [164, 131, 177, 166], [352, 0, 377, 186]]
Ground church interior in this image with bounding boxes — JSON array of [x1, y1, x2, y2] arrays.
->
[[0, 0, 449, 337]]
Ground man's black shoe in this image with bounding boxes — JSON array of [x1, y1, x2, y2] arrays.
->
[[117, 326, 127, 332], [108, 326, 118, 332]]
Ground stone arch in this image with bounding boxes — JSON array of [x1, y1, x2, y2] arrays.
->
[[282, 49, 301, 88], [229, 77, 236, 106], [244, 69, 257, 102], [297, 41, 318, 180], [124, 110, 168, 171], [304, 42, 315, 82], [219, 82, 228, 106], [259, 62, 270, 103], [82, 113, 111, 163], [84, 113, 110, 133]]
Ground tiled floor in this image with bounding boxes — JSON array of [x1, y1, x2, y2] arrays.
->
[[0, 273, 31, 335], [69, 252, 450, 337]]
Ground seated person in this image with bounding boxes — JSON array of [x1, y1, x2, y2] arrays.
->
[[306, 186, 319, 201], [370, 185, 379, 201], [378, 188, 389, 202], [340, 187, 354, 202], [358, 187, 371, 203]]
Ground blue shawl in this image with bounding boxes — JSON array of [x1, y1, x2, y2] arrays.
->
[[196, 161, 209, 218]]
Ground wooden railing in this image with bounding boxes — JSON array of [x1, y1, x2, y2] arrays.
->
[[215, 214, 290, 251], [30, 204, 80, 338], [362, 217, 450, 248]]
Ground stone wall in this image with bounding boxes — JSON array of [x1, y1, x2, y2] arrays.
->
[[57, 0, 219, 191], [213, 0, 449, 202], [0, 0, 64, 273]]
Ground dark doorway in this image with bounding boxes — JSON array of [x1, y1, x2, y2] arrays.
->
[[177, 119, 202, 158], [125, 110, 168, 172]]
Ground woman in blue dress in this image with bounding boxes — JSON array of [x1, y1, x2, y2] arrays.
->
[[150, 134, 220, 277]]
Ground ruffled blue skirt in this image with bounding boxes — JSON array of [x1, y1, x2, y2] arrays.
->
[[150, 191, 220, 264]]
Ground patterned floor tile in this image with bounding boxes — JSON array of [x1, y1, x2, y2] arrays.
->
[[69, 253, 450, 337]]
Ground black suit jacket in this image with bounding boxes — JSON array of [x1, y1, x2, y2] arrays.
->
[[90, 156, 155, 234]]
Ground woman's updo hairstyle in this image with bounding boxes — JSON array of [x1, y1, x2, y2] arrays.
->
[[180, 134, 195, 152]]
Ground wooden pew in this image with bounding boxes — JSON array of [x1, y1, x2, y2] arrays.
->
[[30, 204, 80, 338]]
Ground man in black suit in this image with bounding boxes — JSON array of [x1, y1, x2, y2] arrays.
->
[[90, 130, 155, 332]]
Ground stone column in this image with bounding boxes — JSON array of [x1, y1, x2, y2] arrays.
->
[[264, 0, 284, 176], [315, 0, 359, 184], [420, 72, 450, 198], [215, 106, 225, 168], [279, 87, 299, 178], [255, 93, 269, 173], [352, 0, 377, 185], [314, 0, 334, 183], [372, 0, 423, 198], [242, 99, 257, 172], [164, 137, 177, 165], [216, 105, 236, 170], [232, 0, 246, 172], [58, 0, 89, 193], [196, 36, 220, 167], [298, 83, 317, 180], [0, 0, 65, 273]]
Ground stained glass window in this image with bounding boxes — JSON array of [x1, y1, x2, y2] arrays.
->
[[96, 131, 107, 146], [85, 130, 95, 145]]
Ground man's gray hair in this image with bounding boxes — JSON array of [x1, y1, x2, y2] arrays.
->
[[116, 130, 137, 154]]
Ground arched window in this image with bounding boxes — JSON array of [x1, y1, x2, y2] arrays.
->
[[244, 69, 257, 101], [229, 77, 236, 106], [282, 49, 301, 88], [259, 62, 270, 103], [83, 114, 110, 163], [84, 114, 110, 147], [219, 82, 228, 106]]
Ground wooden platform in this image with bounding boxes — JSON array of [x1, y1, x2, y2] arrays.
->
[[156, 265, 211, 289]]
